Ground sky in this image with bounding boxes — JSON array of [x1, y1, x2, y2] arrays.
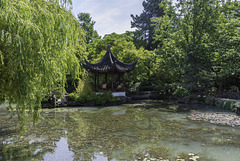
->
[[71, 0, 144, 36]]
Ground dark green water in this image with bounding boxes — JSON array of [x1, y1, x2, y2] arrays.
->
[[0, 100, 240, 161]]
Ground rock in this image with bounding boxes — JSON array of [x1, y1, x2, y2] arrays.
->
[[188, 153, 195, 156], [194, 156, 200, 159]]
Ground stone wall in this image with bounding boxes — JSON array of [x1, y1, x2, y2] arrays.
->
[[126, 91, 161, 100]]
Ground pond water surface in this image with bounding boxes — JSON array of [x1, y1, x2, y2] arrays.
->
[[0, 100, 240, 161]]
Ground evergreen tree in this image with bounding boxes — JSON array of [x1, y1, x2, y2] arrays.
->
[[78, 12, 99, 44], [131, 0, 164, 50]]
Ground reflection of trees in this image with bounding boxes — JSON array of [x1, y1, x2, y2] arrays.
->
[[0, 111, 67, 160], [0, 107, 185, 161], [65, 107, 183, 160]]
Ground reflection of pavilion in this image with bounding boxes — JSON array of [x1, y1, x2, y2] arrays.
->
[[82, 45, 138, 96]]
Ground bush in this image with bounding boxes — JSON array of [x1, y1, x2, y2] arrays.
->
[[69, 92, 79, 101], [128, 82, 141, 92], [205, 97, 216, 105], [173, 86, 188, 97], [94, 91, 120, 105], [69, 75, 121, 105], [94, 94, 106, 105], [69, 90, 120, 105], [154, 83, 174, 96], [217, 100, 237, 112], [76, 77, 94, 97]]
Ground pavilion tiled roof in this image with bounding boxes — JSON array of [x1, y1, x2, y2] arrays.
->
[[82, 45, 138, 74]]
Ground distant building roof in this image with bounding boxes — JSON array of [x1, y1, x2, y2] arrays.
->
[[82, 45, 138, 74]]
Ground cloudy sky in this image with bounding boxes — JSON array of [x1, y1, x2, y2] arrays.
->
[[71, 0, 143, 36]]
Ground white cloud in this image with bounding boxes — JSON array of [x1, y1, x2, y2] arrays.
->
[[71, 0, 143, 36]]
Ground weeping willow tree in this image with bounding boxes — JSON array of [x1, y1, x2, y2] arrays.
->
[[0, 0, 86, 117]]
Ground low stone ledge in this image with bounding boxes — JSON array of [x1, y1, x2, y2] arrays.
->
[[42, 95, 132, 108], [127, 91, 161, 100]]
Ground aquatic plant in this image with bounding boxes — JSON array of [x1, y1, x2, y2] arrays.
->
[[1, 101, 240, 160]]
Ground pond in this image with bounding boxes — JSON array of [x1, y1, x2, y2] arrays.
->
[[0, 100, 240, 161]]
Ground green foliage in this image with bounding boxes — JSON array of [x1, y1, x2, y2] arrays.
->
[[94, 92, 120, 105], [125, 31, 147, 49], [76, 76, 94, 97], [0, 0, 86, 115], [173, 86, 189, 97], [129, 82, 141, 92], [217, 100, 237, 112], [138, 81, 154, 91], [1, 0, 239, 115], [69, 75, 120, 105], [154, 82, 175, 96], [131, 0, 165, 50], [77, 12, 100, 44], [153, 0, 240, 97], [211, 1, 240, 92], [86, 33, 155, 86], [69, 74, 94, 102], [205, 97, 216, 105], [69, 91, 120, 106]]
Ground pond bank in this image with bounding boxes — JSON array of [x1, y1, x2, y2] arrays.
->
[[42, 95, 132, 108]]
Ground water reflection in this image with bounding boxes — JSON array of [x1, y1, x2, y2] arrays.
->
[[44, 137, 74, 161], [0, 101, 240, 161]]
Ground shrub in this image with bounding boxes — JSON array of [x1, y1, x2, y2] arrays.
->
[[94, 94, 106, 105], [76, 77, 94, 97], [154, 83, 174, 96], [173, 86, 188, 97], [217, 100, 237, 112], [206, 97, 216, 105], [94, 91, 120, 105], [69, 92, 79, 101], [70, 90, 120, 105], [129, 82, 141, 92]]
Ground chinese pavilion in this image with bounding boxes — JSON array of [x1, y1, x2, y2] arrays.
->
[[82, 45, 138, 94]]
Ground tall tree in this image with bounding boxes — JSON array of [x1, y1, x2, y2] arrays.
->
[[211, 0, 240, 92], [0, 0, 86, 116], [131, 0, 164, 50], [78, 12, 99, 44], [153, 0, 240, 97]]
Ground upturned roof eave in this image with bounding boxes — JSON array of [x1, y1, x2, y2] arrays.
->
[[82, 46, 138, 74]]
